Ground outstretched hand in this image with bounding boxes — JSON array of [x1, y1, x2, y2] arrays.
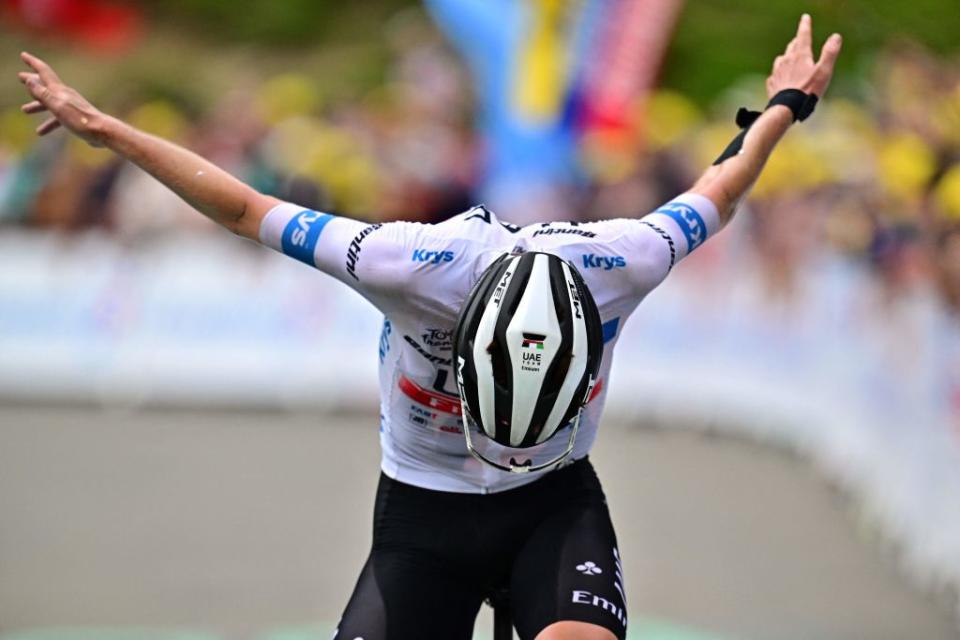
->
[[17, 51, 108, 147], [767, 14, 842, 99]]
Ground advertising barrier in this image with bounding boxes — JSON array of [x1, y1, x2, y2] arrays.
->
[[1, 228, 958, 618]]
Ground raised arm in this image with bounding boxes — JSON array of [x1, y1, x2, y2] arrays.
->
[[17, 51, 278, 240], [690, 15, 842, 224]]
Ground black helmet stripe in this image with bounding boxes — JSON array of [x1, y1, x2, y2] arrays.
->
[[520, 255, 574, 446], [490, 253, 535, 445], [453, 253, 510, 433], [562, 263, 603, 425]]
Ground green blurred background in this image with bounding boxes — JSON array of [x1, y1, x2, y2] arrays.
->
[[3, 0, 960, 106]]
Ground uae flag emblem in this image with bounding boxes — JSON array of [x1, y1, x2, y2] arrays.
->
[[521, 332, 545, 350]]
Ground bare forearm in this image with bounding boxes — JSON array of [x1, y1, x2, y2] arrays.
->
[[690, 105, 793, 224], [18, 50, 277, 239], [680, 15, 841, 227], [99, 116, 276, 238]]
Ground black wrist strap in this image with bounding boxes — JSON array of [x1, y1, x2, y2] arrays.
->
[[767, 88, 818, 121], [735, 107, 763, 128], [736, 89, 819, 129], [714, 89, 819, 165]]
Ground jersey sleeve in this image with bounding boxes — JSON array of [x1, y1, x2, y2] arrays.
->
[[257, 201, 417, 313], [609, 192, 722, 294]]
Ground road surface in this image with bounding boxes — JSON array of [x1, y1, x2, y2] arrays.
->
[[0, 406, 956, 639]]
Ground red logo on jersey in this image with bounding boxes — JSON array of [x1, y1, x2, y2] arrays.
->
[[398, 375, 462, 416]]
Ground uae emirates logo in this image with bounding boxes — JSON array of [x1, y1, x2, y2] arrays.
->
[[521, 332, 545, 350]]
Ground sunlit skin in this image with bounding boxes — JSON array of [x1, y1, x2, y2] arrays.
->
[[17, 14, 840, 238], [690, 14, 841, 225], [17, 14, 840, 640]]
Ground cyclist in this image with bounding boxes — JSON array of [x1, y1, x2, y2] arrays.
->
[[17, 15, 841, 640]]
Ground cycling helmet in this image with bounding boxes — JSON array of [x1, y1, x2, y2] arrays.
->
[[453, 251, 603, 473]]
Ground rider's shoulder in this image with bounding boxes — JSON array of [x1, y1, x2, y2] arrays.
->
[[418, 205, 522, 239]]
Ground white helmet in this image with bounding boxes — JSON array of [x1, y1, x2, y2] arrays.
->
[[453, 251, 603, 473]]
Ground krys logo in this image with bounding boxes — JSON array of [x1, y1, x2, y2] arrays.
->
[[412, 249, 455, 264], [657, 202, 707, 253], [281, 209, 333, 265], [582, 254, 626, 270]]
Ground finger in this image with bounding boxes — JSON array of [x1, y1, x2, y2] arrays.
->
[[23, 76, 50, 102], [795, 14, 812, 52], [17, 71, 40, 85], [810, 34, 843, 95], [20, 51, 61, 85], [36, 117, 61, 136], [784, 36, 797, 55], [21, 100, 47, 114], [816, 33, 843, 71]]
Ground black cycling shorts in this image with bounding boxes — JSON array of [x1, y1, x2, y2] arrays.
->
[[333, 458, 628, 640]]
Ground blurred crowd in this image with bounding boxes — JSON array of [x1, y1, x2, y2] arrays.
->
[[0, 31, 958, 320], [589, 45, 960, 323]]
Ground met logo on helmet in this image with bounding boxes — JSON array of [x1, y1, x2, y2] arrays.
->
[[411, 249, 455, 264], [581, 254, 626, 270], [492, 269, 513, 306]]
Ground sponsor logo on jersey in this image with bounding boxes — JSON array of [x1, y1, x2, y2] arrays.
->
[[378, 319, 392, 364], [403, 335, 452, 366], [410, 405, 439, 421], [409, 413, 429, 427], [576, 561, 603, 576], [571, 590, 627, 627], [656, 202, 707, 253], [409, 403, 459, 431], [345, 223, 382, 280], [581, 254, 626, 270], [398, 375, 462, 416], [281, 210, 334, 266], [421, 328, 453, 350], [531, 225, 597, 238], [411, 249, 455, 264]]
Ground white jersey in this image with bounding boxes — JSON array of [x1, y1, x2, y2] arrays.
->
[[259, 194, 720, 493]]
